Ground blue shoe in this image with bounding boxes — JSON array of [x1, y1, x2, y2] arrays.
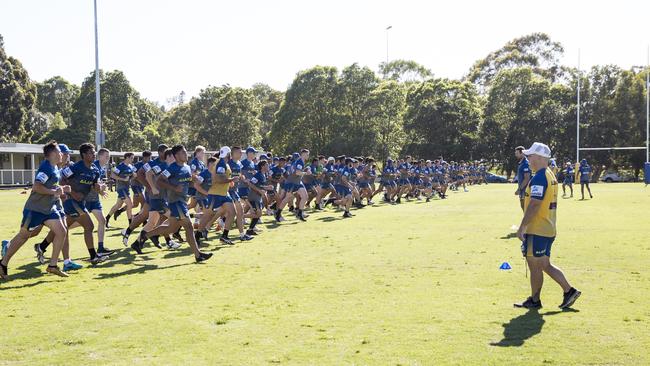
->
[[1, 240, 8, 257], [63, 261, 83, 271]]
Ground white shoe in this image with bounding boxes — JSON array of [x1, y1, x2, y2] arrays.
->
[[166, 240, 182, 250], [217, 217, 225, 228]]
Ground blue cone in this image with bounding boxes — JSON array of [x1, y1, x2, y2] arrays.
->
[[499, 262, 512, 270]]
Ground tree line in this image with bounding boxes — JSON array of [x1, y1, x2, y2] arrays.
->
[[1, 33, 648, 178]]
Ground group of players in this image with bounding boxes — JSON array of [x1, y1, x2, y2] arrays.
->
[[0, 141, 490, 280]]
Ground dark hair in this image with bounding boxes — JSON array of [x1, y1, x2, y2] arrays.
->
[[171, 144, 185, 156], [231, 146, 241, 152], [164, 149, 173, 159], [157, 144, 169, 154], [142, 150, 152, 158], [278, 157, 286, 162], [257, 160, 268, 169], [79, 143, 95, 156], [43, 140, 59, 156], [97, 148, 110, 157], [300, 149, 310, 154], [317, 155, 325, 160], [124, 152, 135, 159], [207, 157, 217, 165], [515, 146, 525, 152]]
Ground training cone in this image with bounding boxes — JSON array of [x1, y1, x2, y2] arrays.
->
[[499, 262, 512, 270]]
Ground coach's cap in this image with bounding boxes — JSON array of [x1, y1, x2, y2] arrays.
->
[[327, 156, 334, 162], [58, 144, 71, 154], [246, 146, 257, 154], [523, 142, 551, 158], [580, 158, 587, 164], [219, 146, 231, 157], [292, 152, 299, 159], [259, 154, 268, 160]]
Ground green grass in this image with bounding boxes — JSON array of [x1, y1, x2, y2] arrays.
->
[[0, 183, 649, 365]]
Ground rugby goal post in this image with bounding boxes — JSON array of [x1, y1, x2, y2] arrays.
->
[[575, 47, 650, 184]]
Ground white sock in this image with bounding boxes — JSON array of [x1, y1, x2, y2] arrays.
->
[[64, 259, 71, 265]]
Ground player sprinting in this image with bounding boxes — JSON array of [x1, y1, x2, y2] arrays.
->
[[106, 152, 136, 228]]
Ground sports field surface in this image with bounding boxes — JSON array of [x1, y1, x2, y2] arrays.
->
[[0, 184, 648, 365]]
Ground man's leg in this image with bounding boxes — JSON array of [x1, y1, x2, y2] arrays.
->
[[526, 256, 545, 302], [541, 257, 571, 293]]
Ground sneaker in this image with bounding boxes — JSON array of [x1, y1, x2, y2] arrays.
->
[[34, 244, 47, 265], [1, 240, 8, 258], [220, 236, 234, 245], [97, 247, 117, 256], [46, 265, 69, 277], [63, 261, 83, 271], [0, 263, 7, 280], [297, 212, 306, 222], [367, 200, 374, 205], [252, 227, 262, 234], [559, 288, 581, 309], [195, 252, 213, 262], [90, 255, 109, 265], [121, 229, 130, 246], [514, 297, 542, 309], [166, 240, 182, 250], [343, 211, 352, 218], [173, 231, 184, 243], [239, 233, 254, 241], [131, 241, 143, 255], [246, 229, 258, 236], [274, 211, 283, 223]]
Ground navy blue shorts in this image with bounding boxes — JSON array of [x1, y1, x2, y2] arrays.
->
[[237, 187, 249, 199], [320, 182, 334, 190], [398, 178, 410, 186], [248, 197, 263, 210], [85, 200, 102, 211], [188, 187, 197, 196], [21, 209, 63, 231], [63, 199, 88, 217], [169, 201, 189, 220], [131, 185, 144, 196], [149, 198, 167, 214], [208, 194, 232, 211], [117, 187, 130, 199], [358, 182, 370, 189], [229, 190, 240, 201], [521, 234, 555, 257], [335, 185, 352, 197], [195, 196, 209, 208], [285, 182, 305, 193]]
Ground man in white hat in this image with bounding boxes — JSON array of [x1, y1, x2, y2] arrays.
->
[[514, 142, 581, 309]]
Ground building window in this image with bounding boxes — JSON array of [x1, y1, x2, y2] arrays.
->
[[24, 155, 32, 170], [0, 154, 9, 170]]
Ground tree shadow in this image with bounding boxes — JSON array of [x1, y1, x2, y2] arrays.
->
[[490, 308, 579, 347]]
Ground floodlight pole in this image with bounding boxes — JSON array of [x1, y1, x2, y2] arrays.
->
[[386, 26, 392, 65], [94, 0, 102, 148], [576, 49, 581, 163], [646, 45, 649, 163]]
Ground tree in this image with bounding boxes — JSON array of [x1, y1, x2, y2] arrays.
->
[[35, 76, 80, 122], [251, 83, 283, 150], [366, 80, 406, 161], [379, 59, 432, 83], [402, 78, 482, 161], [271, 66, 340, 155], [0, 34, 37, 142], [186, 85, 262, 150], [466, 33, 564, 92]]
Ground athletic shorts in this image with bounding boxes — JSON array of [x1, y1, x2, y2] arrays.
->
[[188, 187, 197, 196], [320, 182, 334, 190], [149, 198, 167, 214], [335, 185, 352, 197], [169, 201, 189, 219], [248, 197, 263, 210], [63, 199, 88, 217], [85, 200, 102, 211], [195, 196, 209, 209], [398, 178, 410, 186], [521, 234, 555, 257], [563, 178, 573, 185], [286, 182, 305, 193], [580, 179, 589, 184], [358, 182, 370, 189], [237, 187, 249, 199], [131, 185, 144, 196], [208, 194, 232, 211], [117, 187, 130, 199], [21, 209, 63, 232], [228, 190, 240, 201]]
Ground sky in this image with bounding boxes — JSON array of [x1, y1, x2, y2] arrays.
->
[[2, 0, 649, 106]]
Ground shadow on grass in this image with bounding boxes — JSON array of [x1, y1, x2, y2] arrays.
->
[[316, 216, 343, 222], [490, 308, 579, 347], [93, 261, 195, 280], [500, 233, 518, 239]]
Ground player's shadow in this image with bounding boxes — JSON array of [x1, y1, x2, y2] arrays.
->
[[317, 216, 342, 222], [500, 233, 518, 239], [490, 308, 578, 347]]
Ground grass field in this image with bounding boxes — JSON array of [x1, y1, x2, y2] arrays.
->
[[0, 183, 649, 365]]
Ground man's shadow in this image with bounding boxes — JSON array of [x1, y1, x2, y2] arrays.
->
[[490, 308, 579, 347]]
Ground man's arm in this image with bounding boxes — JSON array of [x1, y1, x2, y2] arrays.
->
[[157, 174, 180, 192]]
